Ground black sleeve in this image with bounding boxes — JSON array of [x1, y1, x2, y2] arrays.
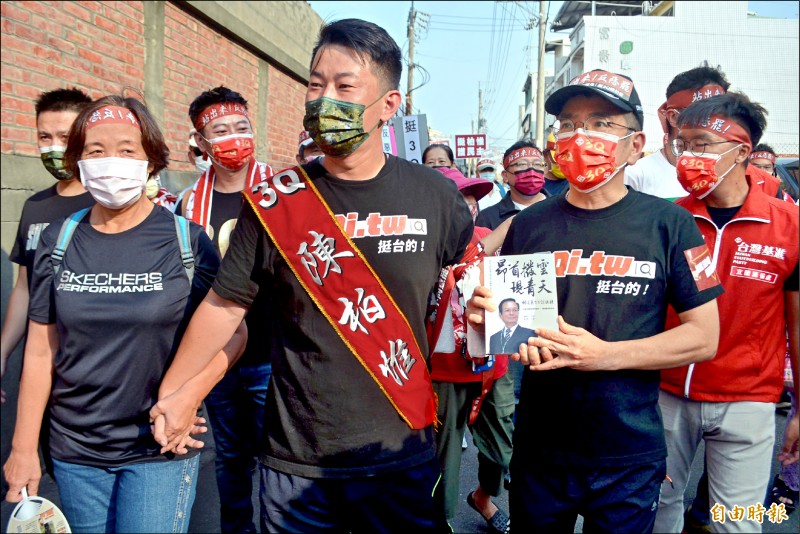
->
[[785, 260, 799, 292], [9, 200, 31, 265], [186, 222, 220, 313], [500, 214, 520, 256], [443, 194, 474, 268], [27, 218, 62, 324], [212, 202, 266, 309]]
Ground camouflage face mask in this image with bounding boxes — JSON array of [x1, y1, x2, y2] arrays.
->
[[303, 95, 384, 158], [39, 145, 72, 180]]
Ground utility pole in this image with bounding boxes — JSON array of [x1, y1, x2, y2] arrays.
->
[[406, 2, 416, 115], [535, 0, 546, 148]]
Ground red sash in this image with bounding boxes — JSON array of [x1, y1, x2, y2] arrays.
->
[[243, 166, 437, 429], [185, 159, 271, 229]]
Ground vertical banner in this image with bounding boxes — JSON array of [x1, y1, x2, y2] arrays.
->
[[391, 115, 429, 163], [382, 123, 398, 156]]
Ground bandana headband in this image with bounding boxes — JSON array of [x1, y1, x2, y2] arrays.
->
[[503, 147, 544, 169], [657, 84, 726, 133], [749, 151, 775, 162], [692, 114, 751, 149], [86, 106, 141, 131], [194, 103, 249, 132]]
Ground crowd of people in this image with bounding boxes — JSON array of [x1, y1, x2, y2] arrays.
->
[[0, 16, 797, 534]]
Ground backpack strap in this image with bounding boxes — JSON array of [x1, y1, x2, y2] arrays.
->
[[51, 207, 91, 278], [173, 214, 195, 284]]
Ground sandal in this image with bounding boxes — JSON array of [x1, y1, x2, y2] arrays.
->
[[768, 474, 798, 515], [466, 491, 510, 534]]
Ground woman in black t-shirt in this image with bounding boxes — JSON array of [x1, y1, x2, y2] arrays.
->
[[3, 96, 237, 534]]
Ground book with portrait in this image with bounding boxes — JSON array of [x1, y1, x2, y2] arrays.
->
[[482, 253, 559, 355]]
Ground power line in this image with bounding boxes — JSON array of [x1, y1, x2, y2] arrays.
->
[[485, 4, 512, 113], [426, 25, 527, 33]]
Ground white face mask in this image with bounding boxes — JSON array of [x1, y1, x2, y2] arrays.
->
[[78, 157, 149, 209], [479, 171, 495, 180], [194, 155, 212, 174]]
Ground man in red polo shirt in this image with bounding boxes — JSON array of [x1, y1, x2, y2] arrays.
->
[[655, 92, 799, 534]]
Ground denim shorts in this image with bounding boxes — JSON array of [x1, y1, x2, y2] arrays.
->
[[52, 455, 199, 533]]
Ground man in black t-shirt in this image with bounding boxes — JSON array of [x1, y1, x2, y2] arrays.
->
[[151, 19, 472, 533], [175, 86, 273, 534], [467, 70, 723, 533], [2, 88, 92, 405]]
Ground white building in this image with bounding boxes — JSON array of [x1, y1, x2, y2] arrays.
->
[[543, 1, 799, 155]]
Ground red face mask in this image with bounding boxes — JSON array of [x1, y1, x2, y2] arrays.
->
[[555, 130, 630, 193], [675, 144, 741, 199], [206, 133, 254, 171], [512, 168, 546, 196]]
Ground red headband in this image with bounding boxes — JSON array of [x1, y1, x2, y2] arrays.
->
[[86, 106, 141, 130], [194, 102, 249, 131], [657, 84, 726, 133], [666, 84, 726, 110], [694, 115, 751, 148], [749, 151, 775, 162], [503, 147, 543, 169]]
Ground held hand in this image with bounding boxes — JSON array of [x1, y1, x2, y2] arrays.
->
[[519, 316, 616, 372], [777, 413, 799, 466], [465, 285, 495, 333], [149, 389, 204, 453], [151, 415, 207, 455], [3, 449, 41, 502], [513, 336, 557, 367]]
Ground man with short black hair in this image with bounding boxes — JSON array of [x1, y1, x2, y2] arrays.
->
[[749, 143, 778, 175], [1, 87, 93, 405], [151, 18, 472, 532], [625, 63, 730, 200], [489, 298, 536, 357], [655, 91, 799, 534], [476, 140, 548, 230], [177, 86, 273, 534], [467, 69, 723, 533], [747, 143, 790, 201]]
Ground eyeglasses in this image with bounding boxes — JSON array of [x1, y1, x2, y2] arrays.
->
[[750, 162, 775, 172], [506, 159, 546, 172], [670, 138, 734, 157], [554, 118, 635, 135]]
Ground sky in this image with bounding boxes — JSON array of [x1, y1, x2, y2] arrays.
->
[[307, 1, 798, 155]]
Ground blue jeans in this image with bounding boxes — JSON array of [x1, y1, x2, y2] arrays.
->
[[52, 455, 199, 533], [205, 361, 270, 534]]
